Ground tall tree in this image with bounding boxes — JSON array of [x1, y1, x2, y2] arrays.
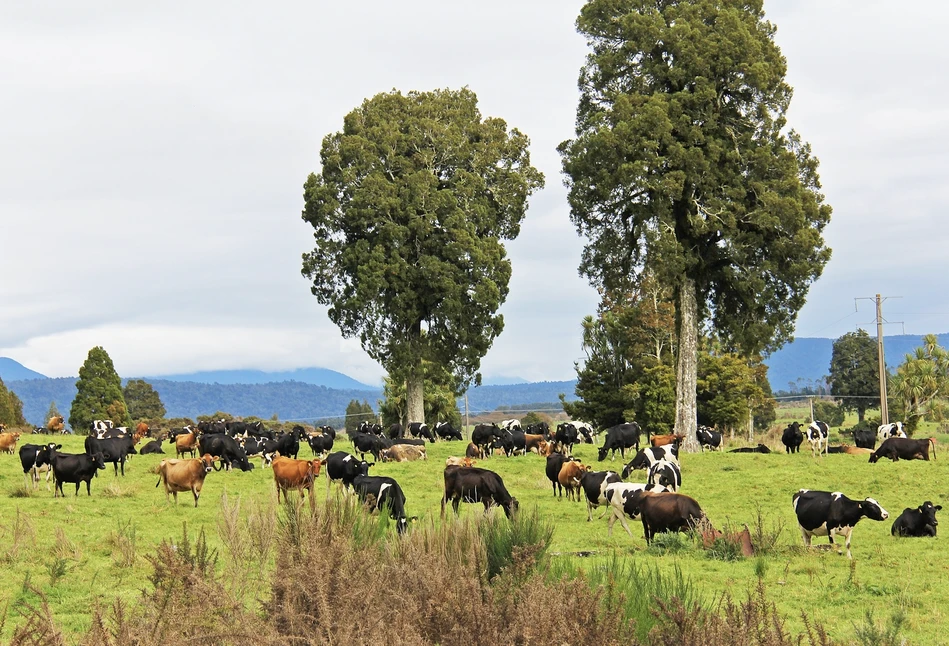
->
[[559, 0, 831, 450], [0, 377, 27, 427], [344, 400, 375, 433], [69, 346, 131, 433], [891, 334, 949, 434], [697, 349, 773, 438], [828, 329, 880, 422], [123, 379, 167, 420], [302, 88, 544, 425]]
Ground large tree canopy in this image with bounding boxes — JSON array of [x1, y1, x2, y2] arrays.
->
[[302, 88, 544, 423], [829, 329, 880, 422], [559, 0, 831, 449], [69, 346, 131, 433], [123, 379, 167, 421]]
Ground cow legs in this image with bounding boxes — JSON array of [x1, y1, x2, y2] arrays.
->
[[609, 508, 635, 539], [800, 527, 812, 548], [192, 487, 199, 507]]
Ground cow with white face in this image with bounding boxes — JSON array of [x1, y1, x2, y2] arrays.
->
[[792, 489, 888, 559], [807, 421, 829, 457], [878, 422, 907, 442]]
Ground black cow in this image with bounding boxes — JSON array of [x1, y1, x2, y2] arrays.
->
[[387, 423, 404, 439], [273, 430, 302, 460], [545, 452, 575, 497], [317, 425, 336, 439], [621, 446, 678, 479], [19, 443, 56, 490], [199, 434, 252, 471], [579, 470, 622, 521], [491, 430, 516, 457], [782, 422, 804, 453], [524, 422, 550, 439], [471, 424, 502, 458], [84, 435, 136, 476], [408, 422, 435, 443], [555, 423, 580, 456], [892, 501, 942, 537], [792, 489, 889, 559], [597, 423, 641, 461], [324, 451, 372, 491], [349, 431, 389, 461], [869, 437, 937, 463], [391, 437, 427, 447], [729, 444, 772, 454], [441, 465, 518, 518], [851, 429, 876, 450], [307, 433, 334, 457], [49, 446, 107, 497], [433, 421, 463, 441], [352, 475, 410, 535], [696, 426, 723, 452], [139, 439, 165, 455]]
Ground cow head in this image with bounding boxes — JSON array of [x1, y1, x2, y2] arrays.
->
[[309, 459, 323, 477], [919, 501, 942, 528], [91, 452, 107, 471], [860, 497, 889, 521], [200, 454, 215, 473], [503, 497, 519, 519]]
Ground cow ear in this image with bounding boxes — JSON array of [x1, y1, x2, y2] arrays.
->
[[937, 506, 944, 511]]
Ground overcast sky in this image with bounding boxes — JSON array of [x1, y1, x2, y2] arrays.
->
[[2, 1, 947, 386]]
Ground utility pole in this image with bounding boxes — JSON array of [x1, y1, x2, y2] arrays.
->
[[855, 294, 902, 426]]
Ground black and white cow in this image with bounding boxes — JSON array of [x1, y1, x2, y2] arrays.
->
[[307, 433, 334, 457], [647, 459, 682, 492], [597, 422, 641, 461], [620, 445, 678, 479], [807, 421, 829, 457], [499, 419, 522, 433], [891, 501, 942, 537], [408, 422, 435, 443], [471, 424, 502, 458], [574, 421, 595, 444], [198, 434, 252, 471], [324, 451, 372, 491], [782, 422, 804, 454], [352, 474, 410, 535], [792, 489, 889, 559], [90, 419, 114, 437], [19, 443, 57, 490], [696, 426, 723, 452], [578, 470, 622, 522], [554, 422, 581, 456], [878, 422, 907, 442], [433, 421, 463, 441]]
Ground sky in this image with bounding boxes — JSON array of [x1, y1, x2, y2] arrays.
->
[[2, 1, 948, 387]]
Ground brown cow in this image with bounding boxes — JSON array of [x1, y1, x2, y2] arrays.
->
[[445, 456, 476, 467], [827, 444, 873, 455], [155, 454, 215, 507], [557, 461, 590, 502], [0, 432, 22, 454], [465, 442, 482, 459], [380, 444, 427, 462], [133, 422, 150, 443], [524, 433, 546, 454], [174, 431, 198, 459], [46, 416, 65, 434], [625, 491, 710, 543], [650, 433, 686, 448], [272, 456, 323, 503]]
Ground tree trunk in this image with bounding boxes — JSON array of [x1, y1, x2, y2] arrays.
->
[[405, 361, 425, 425], [675, 278, 699, 453]]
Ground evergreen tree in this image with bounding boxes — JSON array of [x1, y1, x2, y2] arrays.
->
[[0, 377, 27, 427], [123, 379, 167, 420], [829, 329, 880, 422], [302, 88, 544, 425], [559, 0, 831, 450], [344, 399, 375, 432], [46, 401, 61, 423], [69, 346, 131, 433]]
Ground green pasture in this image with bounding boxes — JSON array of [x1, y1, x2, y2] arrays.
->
[[1, 422, 948, 644]]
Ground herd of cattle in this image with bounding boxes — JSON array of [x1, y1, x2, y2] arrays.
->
[[0, 415, 943, 555]]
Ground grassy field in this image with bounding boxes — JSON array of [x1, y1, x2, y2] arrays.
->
[[2, 412, 948, 644]]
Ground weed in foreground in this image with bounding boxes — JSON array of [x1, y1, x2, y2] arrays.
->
[[852, 608, 908, 646]]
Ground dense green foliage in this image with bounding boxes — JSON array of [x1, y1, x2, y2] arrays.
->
[[698, 350, 774, 433], [891, 334, 949, 434], [344, 399, 375, 432], [123, 379, 167, 420], [812, 400, 845, 427], [68, 346, 130, 433], [301, 87, 545, 422], [560, 0, 832, 446], [0, 377, 27, 427], [379, 362, 462, 427], [829, 329, 881, 421]]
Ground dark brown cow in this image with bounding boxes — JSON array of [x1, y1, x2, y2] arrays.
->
[[524, 433, 547, 454], [272, 456, 323, 503], [623, 491, 709, 544], [557, 461, 590, 502], [869, 437, 937, 463], [155, 454, 215, 507], [650, 433, 685, 448]]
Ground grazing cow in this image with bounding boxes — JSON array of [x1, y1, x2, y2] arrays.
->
[[545, 452, 575, 497], [782, 422, 804, 454], [892, 501, 942, 537], [272, 456, 323, 503], [324, 451, 372, 491], [465, 442, 481, 459], [597, 423, 641, 461], [574, 421, 596, 444], [621, 446, 679, 478], [579, 470, 622, 521], [489, 430, 516, 457], [139, 439, 165, 455], [807, 421, 830, 456], [155, 454, 215, 507], [471, 424, 502, 458], [647, 459, 682, 492], [441, 465, 519, 519], [445, 456, 476, 467], [851, 429, 877, 450], [558, 460, 591, 502], [0, 431, 22, 454], [868, 437, 937, 463], [433, 421, 463, 441], [352, 475, 410, 535], [696, 426, 723, 452], [792, 489, 889, 559], [307, 433, 334, 457], [85, 435, 136, 476], [380, 444, 427, 462], [878, 422, 907, 441], [19, 443, 56, 490], [650, 433, 685, 449], [198, 434, 253, 471], [46, 415, 66, 434], [554, 423, 580, 456], [729, 444, 772, 454], [604, 482, 669, 537], [408, 422, 435, 443], [622, 491, 710, 544], [172, 430, 199, 459], [49, 447, 107, 497]]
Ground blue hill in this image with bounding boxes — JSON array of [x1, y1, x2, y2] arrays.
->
[[141, 367, 377, 390], [0, 357, 47, 381]]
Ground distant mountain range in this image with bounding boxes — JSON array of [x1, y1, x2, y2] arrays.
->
[[2, 332, 945, 426]]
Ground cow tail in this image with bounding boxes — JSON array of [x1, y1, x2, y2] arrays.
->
[[930, 438, 937, 460], [155, 476, 162, 488]]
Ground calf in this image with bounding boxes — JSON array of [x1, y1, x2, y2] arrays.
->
[[524, 433, 547, 454], [272, 456, 323, 503], [155, 454, 215, 507], [826, 444, 873, 455], [353, 475, 410, 535], [696, 426, 723, 452], [557, 460, 591, 502], [782, 422, 804, 454], [604, 483, 669, 538], [869, 437, 937, 463], [621, 446, 678, 479], [792, 489, 889, 559], [807, 421, 829, 457], [623, 491, 709, 544], [441, 465, 518, 519], [50, 447, 107, 497], [647, 459, 682, 492], [579, 470, 622, 521], [445, 456, 476, 467], [891, 501, 942, 537], [597, 423, 641, 461]]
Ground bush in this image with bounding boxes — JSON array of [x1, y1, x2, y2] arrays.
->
[[812, 401, 844, 427]]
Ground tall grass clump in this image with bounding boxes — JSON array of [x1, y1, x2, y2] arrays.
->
[[480, 505, 554, 581], [852, 608, 908, 646]]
